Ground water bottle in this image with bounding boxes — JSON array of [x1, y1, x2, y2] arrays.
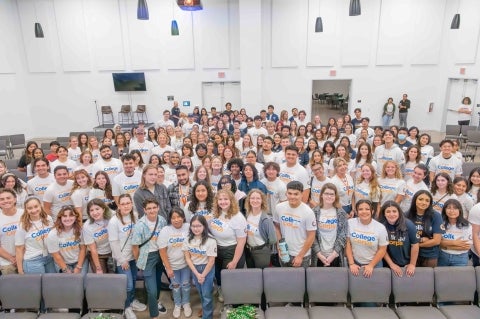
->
[[278, 238, 290, 263]]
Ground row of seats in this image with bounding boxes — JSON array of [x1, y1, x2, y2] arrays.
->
[[220, 266, 480, 319], [0, 273, 126, 319]]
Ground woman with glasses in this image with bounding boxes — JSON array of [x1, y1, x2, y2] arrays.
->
[[312, 183, 348, 267]]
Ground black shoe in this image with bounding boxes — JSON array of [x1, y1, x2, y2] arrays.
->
[[158, 302, 167, 315]]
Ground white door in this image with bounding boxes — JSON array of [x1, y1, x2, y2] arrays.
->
[[202, 82, 241, 112], [445, 78, 478, 126]]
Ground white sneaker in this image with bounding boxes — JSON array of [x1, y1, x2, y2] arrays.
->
[[125, 307, 137, 319], [131, 299, 147, 312], [183, 303, 192, 317], [217, 287, 224, 303], [157, 302, 167, 315], [172, 305, 181, 318]]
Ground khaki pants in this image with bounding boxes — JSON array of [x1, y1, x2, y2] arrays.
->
[[0, 264, 17, 275]]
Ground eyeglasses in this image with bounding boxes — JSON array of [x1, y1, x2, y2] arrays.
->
[[322, 193, 336, 197]]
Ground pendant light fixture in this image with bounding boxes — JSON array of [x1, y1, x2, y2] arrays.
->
[[137, 0, 149, 20], [171, 0, 179, 35], [451, 0, 461, 29], [33, 0, 44, 38], [349, 0, 361, 16], [315, 0, 323, 32]]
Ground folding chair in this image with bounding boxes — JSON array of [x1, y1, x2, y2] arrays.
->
[[7, 134, 26, 158], [392, 267, 445, 319], [221, 269, 265, 319], [263, 267, 309, 319], [435, 266, 480, 319], [81, 274, 127, 318], [348, 268, 398, 319], [0, 274, 42, 318], [39, 274, 84, 319], [306, 267, 353, 319]]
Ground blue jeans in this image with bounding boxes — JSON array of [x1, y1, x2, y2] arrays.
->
[[438, 251, 469, 266], [23, 254, 56, 274], [171, 266, 191, 306], [193, 264, 215, 319], [382, 114, 392, 128], [143, 252, 165, 318], [117, 260, 138, 308], [54, 259, 89, 276]]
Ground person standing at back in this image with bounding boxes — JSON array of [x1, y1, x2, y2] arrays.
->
[[398, 93, 411, 128]]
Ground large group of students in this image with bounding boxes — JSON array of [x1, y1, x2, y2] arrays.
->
[[1, 101, 480, 319]]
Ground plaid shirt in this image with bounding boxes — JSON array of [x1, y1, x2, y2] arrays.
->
[[167, 182, 192, 210]]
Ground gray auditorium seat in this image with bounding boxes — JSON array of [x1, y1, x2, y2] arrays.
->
[[306, 267, 354, 319], [0, 274, 41, 319], [392, 267, 446, 319], [39, 274, 84, 319], [263, 267, 308, 319], [81, 274, 127, 319], [435, 266, 480, 319], [221, 269, 265, 319]]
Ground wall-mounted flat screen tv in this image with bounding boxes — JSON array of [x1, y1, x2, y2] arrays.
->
[[112, 73, 147, 91]]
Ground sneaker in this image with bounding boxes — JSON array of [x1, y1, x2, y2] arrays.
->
[[125, 307, 137, 319], [172, 305, 181, 318], [131, 299, 147, 312], [183, 303, 192, 317], [157, 302, 167, 315], [217, 287, 224, 303]]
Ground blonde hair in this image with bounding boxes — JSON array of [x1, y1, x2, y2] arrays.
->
[[213, 189, 239, 219], [381, 160, 403, 179], [21, 197, 50, 231], [244, 189, 268, 215], [357, 163, 380, 200]]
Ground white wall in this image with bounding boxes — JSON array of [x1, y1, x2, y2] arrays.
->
[[1, 0, 480, 138]]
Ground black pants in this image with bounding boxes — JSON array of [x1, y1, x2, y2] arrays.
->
[[215, 244, 245, 287]]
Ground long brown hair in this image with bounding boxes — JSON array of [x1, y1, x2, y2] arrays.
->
[[54, 205, 82, 240], [117, 194, 136, 225], [21, 197, 50, 231]]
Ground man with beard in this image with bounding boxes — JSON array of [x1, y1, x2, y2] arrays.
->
[[92, 145, 123, 179], [167, 165, 192, 211]]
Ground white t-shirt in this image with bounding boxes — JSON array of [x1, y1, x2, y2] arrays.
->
[[88, 188, 114, 206], [71, 187, 91, 220], [378, 177, 406, 205], [442, 223, 472, 255], [273, 201, 317, 257], [246, 213, 266, 247], [247, 127, 268, 146], [158, 224, 189, 270], [428, 154, 462, 181], [316, 207, 338, 255], [108, 214, 135, 265], [420, 145, 434, 163], [83, 219, 111, 255], [330, 174, 354, 207], [347, 218, 388, 265], [92, 158, 123, 180], [112, 171, 142, 197], [374, 144, 405, 176], [15, 217, 54, 260], [27, 174, 55, 200], [432, 192, 457, 214], [261, 178, 287, 216], [468, 203, 480, 257], [50, 159, 77, 175], [129, 140, 155, 164], [279, 163, 310, 190], [458, 104, 473, 122], [74, 164, 94, 177], [151, 145, 175, 157], [400, 180, 429, 213], [208, 211, 247, 247], [0, 209, 23, 266], [310, 177, 331, 206], [43, 180, 74, 220], [68, 147, 82, 163], [182, 236, 217, 265], [46, 228, 84, 265], [146, 218, 161, 252], [354, 181, 380, 203], [184, 201, 212, 223]]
